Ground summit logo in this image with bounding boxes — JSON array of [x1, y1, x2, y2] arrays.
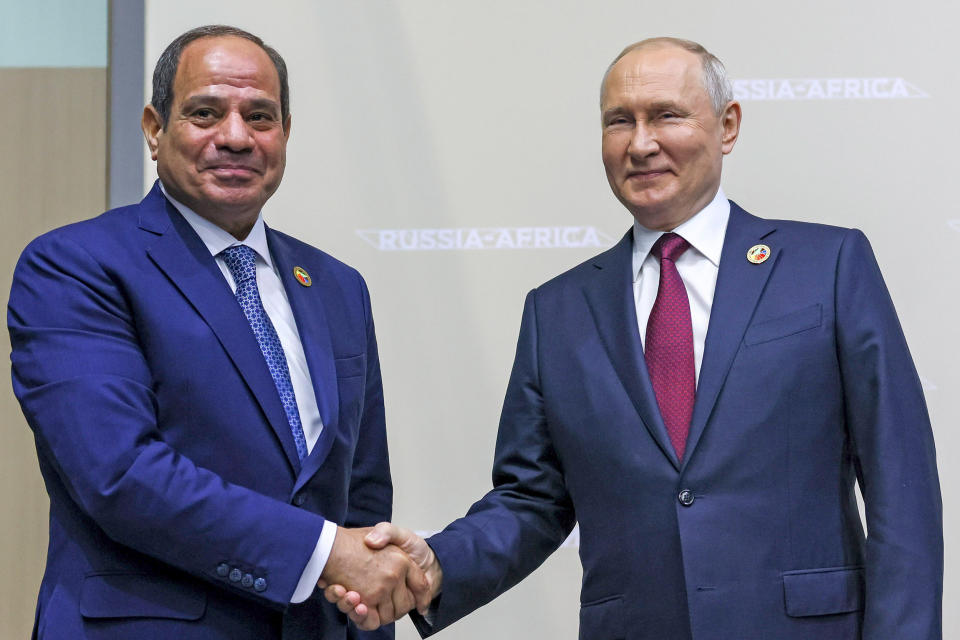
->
[[356, 226, 617, 251], [733, 77, 929, 101]]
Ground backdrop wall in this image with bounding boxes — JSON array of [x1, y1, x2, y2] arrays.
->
[[0, 1, 108, 637], [132, 1, 956, 637]]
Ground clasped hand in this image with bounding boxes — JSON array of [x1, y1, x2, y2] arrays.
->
[[318, 523, 442, 630]]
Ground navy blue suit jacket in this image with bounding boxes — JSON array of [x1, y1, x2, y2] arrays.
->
[[9, 183, 393, 639], [419, 203, 942, 639]]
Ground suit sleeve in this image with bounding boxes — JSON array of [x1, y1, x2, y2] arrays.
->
[[8, 232, 326, 608], [834, 229, 942, 639], [344, 274, 395, 640], [412, 289, 576, 637]]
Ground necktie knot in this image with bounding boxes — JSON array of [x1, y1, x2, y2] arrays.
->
[[652, 233, 690, 263], [221, 245, 258, 285]]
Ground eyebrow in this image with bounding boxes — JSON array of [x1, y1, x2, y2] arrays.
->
[[244, 98, 281, 113], [603, 100, 690, 120], [180, 94, 280, 114], [601, 106, 631, 121]]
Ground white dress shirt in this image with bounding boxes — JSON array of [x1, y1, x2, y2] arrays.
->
[[160, 183, 335, 603], [631, 187, 730, 384]]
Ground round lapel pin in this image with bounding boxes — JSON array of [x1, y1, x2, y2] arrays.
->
[[746, 244, 770, 264], [293, 266, 312, 287]]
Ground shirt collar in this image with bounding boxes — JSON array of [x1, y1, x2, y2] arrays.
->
[[159, 181, 273, 268], [631, 187, 730, 281]]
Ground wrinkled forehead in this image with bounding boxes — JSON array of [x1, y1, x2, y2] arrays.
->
[[603, 45, 705, 102], [175, 36, 281, 99]]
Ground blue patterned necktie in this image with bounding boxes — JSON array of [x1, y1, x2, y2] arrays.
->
[[221, 245, 308, 461]]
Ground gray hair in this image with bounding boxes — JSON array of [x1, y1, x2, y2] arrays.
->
[[150, 25, 289, 129], [600, 37, 733, 115]]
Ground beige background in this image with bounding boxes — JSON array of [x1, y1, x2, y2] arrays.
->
[[0, 68, 107, 639], [2, 1, 955, 638]]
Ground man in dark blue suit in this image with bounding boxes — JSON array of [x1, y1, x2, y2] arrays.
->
[[9, 25, 428, 639], [328, 37, 942, 638]]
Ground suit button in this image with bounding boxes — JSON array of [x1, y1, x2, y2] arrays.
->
[[216, 563, 230, 577], [254, 577, 267, 592], [294, 494, 306, 506], [229, 568, 242, 583], [678, 489, 695, 506], [241, 573, 254, 588]]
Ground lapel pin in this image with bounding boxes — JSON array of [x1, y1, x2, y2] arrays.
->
[[293, 266, 312, 287], [746, 244, 770, 264]]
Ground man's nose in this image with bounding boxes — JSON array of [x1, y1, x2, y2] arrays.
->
[[214, 111, 254, 152], [627, 122, 659, 158]]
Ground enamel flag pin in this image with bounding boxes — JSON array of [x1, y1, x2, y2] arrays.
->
[[746, 244, 770, 264], [293, 266, 312, 287]]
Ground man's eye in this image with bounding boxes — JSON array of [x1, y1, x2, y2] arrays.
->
[[193, 109, 215, 119]]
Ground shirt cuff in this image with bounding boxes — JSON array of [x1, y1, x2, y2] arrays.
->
[[291, 519, 338, 603]]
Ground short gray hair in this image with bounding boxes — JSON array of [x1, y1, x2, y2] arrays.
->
[[151, 25, 289, 129], [600, 37, 733, 115]]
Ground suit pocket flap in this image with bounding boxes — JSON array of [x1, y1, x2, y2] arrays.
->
[[334, 354, 365, 378], [579, 595, 625, 640], [782, 566, 864, 617], [744, 303, 822, 346], [80, 572, 206, 620]]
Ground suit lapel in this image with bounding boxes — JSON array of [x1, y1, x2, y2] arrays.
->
[[682, 202, 778, 471], [266, 230, 340, 489], [583, 231, 681, 471], [139, 186, 302, 473]]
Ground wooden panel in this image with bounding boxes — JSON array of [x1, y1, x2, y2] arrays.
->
[[0, 67, 107, 639]]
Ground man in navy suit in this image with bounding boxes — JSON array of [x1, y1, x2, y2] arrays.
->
[[9, 25, 428, 639], [327, 37, 942, 638]]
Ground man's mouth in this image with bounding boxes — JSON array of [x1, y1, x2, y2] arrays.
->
[[206, 164, 260, 179], [626, 169, 669, 180]]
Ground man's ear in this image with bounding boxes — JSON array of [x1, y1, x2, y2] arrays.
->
[[141, 105, 164, 161], [720, 100, 742, 155], [283, 113, 292, 140]]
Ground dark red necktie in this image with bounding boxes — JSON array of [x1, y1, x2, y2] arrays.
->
[[644, 233, 695, 461]]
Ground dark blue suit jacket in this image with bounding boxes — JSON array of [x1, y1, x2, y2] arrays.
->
[[419, 203, 942, 639], [9, 183, 393, 639]]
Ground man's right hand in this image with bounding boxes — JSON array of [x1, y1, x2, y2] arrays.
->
[[318, 526, 432, 630], [322, 523, 443, 630]]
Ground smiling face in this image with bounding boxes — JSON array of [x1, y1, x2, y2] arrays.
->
[[142, 35, 291, 238], [600, 44, 740, 231]]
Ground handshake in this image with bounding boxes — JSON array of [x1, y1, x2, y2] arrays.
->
[[317, 523, 442, 630]]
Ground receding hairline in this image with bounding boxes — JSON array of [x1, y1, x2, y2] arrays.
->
[[599, 37, 733, 115], [179, 34, 279, 75]]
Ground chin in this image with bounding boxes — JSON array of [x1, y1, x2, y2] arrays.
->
[[624, 197, 669, 216], [205, 187, 259, 205]]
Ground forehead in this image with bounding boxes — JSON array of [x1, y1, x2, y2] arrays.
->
[[603, 45, 706, 107], [174, 35, 281, 101]]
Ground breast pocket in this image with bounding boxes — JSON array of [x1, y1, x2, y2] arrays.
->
[[335, 355, 366, 427], [334, 354, 365, 379], [744, 304, 822, 346], [579, 595, 625, 640]]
